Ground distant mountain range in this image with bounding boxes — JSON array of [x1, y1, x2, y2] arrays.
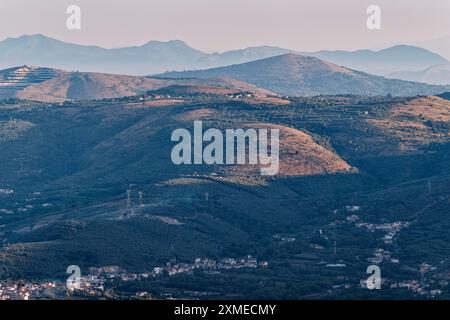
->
[[0, 34, 203, 75], [161, 53, 450, 97], [302, 45, 449, 76], [0, 34, 447, 80], [0, 34, 292, 75], [414, 35, 450, 62], [387, 64, 450, 85], [1, 34, 449, 100]]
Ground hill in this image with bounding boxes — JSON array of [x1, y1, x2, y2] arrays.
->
[[0, 95, 354, 278], [161, 54, 450, 96], [0, 66, 274, 102], [0, 65, 63, 99], [367, 96, 450, 152], [14, 72, 175, 102]]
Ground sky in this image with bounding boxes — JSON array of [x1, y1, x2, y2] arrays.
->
[[0, 0, 449, 52]]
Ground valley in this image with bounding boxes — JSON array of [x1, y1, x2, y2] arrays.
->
[[1, 89, 450, 299]]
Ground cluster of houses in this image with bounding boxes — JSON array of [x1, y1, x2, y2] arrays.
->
[[341, 211, 411, 246], [0, 255, 268, 300], [160, 256, 262, 277], [356, 221, 411, 245], [130, 90, 255, 102], [0, 188, 13, 195], [273, 234, 296, 243], [389, 279, 445, 298], [367, 248, 399, 265], [0, 281, 58, 300]]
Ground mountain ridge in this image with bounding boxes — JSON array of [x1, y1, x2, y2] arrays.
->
[[302, 45, 449, 76], [387, 63, 450, 85], [0, 34, 446, 77]]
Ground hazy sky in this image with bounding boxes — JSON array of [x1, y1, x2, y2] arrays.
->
[[0, 0, 449, 52]]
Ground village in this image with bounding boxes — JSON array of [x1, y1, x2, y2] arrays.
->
[[337, 208, 447, 298], [0, 255, 268, 300]]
